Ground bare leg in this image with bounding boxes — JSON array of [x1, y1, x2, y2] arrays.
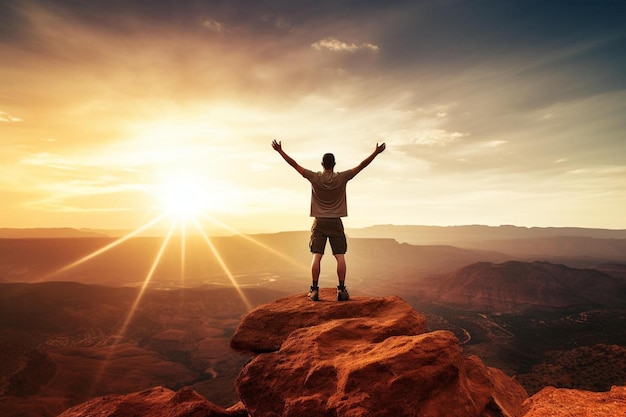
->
[[334, 254, 346, 286], [311, 253, 323, 287]]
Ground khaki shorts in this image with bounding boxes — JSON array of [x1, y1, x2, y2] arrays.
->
[[309, 217, 347, 255]]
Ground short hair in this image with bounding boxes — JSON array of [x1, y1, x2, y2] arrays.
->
[[322, 153, 335, 169]]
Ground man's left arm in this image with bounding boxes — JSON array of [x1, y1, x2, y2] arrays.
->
[[350, 142, 386, 177]]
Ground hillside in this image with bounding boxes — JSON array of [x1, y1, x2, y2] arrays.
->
[[420, 260, 626, 313], [0, 282, 286, 417], [55, 290, 626, 417], [0, 234, 509, 287], [0, 228, 106, 238], [1, 281, 625, 417]]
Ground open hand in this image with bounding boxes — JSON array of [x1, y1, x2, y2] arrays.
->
[[272, 139, 282, 152]]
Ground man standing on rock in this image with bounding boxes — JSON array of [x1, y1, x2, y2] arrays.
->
[[272, 139, 386, 301]]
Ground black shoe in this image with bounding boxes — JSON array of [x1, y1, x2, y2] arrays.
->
[[307, 286, 319, 301], [337, 285, 349, 301]]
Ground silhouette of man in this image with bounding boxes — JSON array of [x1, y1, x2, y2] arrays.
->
[[272, 140, 386, 301]]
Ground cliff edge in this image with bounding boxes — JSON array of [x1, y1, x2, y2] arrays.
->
[[59, 288, 625, 417]]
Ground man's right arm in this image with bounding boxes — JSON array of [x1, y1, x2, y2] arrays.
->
[[272, 140, 306, 175]]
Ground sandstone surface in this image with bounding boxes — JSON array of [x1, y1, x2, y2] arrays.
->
[[230, 288, 427, 353], [57, 386, 247, 417], [51, 288, 626, 417], [233, 288, 528, 417], [520, 385, 626, 417]]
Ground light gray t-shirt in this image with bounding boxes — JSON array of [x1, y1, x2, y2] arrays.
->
[[302, 169, 356, 218]]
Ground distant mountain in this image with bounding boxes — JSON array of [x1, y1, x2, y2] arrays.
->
[[0, 228, 107, 238], [347, 225, 626, 264], [466, 236, 626, 263], [421, 261, 626, 313], [348, 224, 626, 243], [0, 234, 510, 287]]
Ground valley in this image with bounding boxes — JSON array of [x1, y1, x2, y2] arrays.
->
[[1, 226, 625, 416]]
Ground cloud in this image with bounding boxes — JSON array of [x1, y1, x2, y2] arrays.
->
[[311, 37, 379, 53], [20, 152, 80, 171], [479, 140, 507, 148], [412, 130, 467, 147], [260, 14, 292, 30], [202, 18, 234, 34], [0, 111, 21, 122]]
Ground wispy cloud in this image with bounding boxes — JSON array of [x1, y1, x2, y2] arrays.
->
[[412, 130, 467, 146], [479, 140, 507, 148], [260, 14, 292, 30], [202, 18, 234, 34], [311, 37, 379, 53], [20, 153, 80, 171], [0, 111, 21, 122]]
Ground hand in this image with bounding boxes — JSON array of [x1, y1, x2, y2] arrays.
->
[[272, 139, 282, 152], [375, 142, 386, 154]]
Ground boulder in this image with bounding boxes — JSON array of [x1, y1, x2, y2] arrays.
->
[[230, 288, 427, 353], [57, 386, 247, 417], [520, 385, 626, 417], [234, 289, 528, 417]]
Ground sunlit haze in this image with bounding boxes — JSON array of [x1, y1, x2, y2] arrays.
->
[[2, 1, 625, 232]]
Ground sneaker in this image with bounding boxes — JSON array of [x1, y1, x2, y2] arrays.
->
[[337, 285, 349, 301], [307, 286, 319, 301]]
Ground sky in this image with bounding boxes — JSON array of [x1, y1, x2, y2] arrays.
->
[[1, 0, 626, 233]]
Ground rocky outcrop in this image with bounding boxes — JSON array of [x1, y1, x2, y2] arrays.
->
[[520, 385, 626, 417], [57, 386, 247, 417], [52, 288, 626, 417], [232, 288, 528, 417], [230, 289, 427, 353]]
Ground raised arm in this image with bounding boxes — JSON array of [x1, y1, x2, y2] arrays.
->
[[272, 140, 306, 175], [350, 142, 386, 177]]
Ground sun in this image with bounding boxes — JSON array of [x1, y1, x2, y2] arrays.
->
[[157, 173, 211, 218]]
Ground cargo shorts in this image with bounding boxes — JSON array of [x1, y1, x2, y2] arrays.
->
[[309, 217, 347, 255]]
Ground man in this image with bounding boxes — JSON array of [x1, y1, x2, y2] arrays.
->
[[271, 139, 386, 301]]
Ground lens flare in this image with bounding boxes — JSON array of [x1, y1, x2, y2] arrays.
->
[[43, 214, 167, 280], [199, 213, 307, 272], [88, 220, 177, 396], [118, 219, 177, 339], [45, 190, 309, 396], [191, 218, 253, 311]]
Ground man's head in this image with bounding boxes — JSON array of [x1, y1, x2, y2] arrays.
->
[[322, 153, 336, 170]]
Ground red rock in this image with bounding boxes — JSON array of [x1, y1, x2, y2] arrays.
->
[[234, 290, 527, 417], [520, 385, 626, 417], [426, 261, 625, 313], [230, 288, 427, 353], [57, 386, 247, 417]]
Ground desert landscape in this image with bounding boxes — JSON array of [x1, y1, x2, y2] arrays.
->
[[3, 1, 625, 415], [1, 225, 625, 416]]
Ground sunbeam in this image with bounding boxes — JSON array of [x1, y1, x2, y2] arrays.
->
[[180, 217, 187, 286], [191, 218, 253, 311], [199, 213, 307, 272], [43, 214, 168, 280], [117, 219, 177, 338], [88, 219, 178, 396]]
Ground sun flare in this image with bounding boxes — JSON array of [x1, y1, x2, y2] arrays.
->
[[157, 174, 212, 218]]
